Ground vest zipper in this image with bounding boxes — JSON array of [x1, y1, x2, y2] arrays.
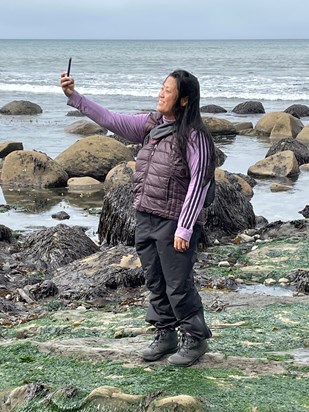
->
[[138, 143, 158, 208]]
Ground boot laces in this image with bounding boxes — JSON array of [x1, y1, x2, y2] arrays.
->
[[180, 333, 196, 353], [149, 328, 168, 348]]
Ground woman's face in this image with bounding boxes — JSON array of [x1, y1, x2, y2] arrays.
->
[[157, 76, 178, 120]]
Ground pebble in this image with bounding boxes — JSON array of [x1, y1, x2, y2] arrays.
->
[[218, 261, 230, 267], [264, 278, 277, 286]]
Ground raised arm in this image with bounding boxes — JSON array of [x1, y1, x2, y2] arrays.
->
[[60, 73, 148, 144]]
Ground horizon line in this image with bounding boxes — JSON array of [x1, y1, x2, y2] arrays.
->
[[0, 37, 309, 41]]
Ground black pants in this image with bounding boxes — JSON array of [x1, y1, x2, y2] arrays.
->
[[135, 211, 212, 340]]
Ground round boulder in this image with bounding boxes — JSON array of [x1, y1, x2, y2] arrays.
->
[[284, 104, 309, 118], [0, 100, 42, 115], [232, 101, 265, 114], [1, 150, 68, 188], [104, 161, 136, 192], [19, 224, 100, 272], [54, 135, 134, 180], [203, 117, 236, 136], [200, 104, 227, 113]]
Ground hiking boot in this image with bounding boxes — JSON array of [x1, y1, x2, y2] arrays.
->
[[167, 333, 209, 366], [142, 328, 178, 361]]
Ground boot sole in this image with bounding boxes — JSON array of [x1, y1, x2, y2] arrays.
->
[[167, 350, 208, 367], [142, 346, 178, 362]]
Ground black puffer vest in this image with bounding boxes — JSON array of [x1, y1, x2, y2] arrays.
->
[[133, 112, 202, 223]]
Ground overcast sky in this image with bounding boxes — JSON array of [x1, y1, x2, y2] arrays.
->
[[1, 0, 308, 40]]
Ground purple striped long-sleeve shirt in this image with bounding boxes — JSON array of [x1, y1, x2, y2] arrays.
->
[[67, 91, 210, 242]]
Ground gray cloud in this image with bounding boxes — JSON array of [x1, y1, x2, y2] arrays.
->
[[1, 0, 308, 39]]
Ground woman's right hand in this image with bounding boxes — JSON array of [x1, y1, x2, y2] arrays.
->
[[60, 72, 75, 98]]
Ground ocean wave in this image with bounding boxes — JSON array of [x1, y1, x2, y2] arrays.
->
[[0, 83, 60, 94], [0, 82, 308, 102]]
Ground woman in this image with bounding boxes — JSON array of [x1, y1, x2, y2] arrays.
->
[[60, 69, 216, 366]]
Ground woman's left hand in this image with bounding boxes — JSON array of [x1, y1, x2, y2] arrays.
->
[[174, 236, 189, 252]]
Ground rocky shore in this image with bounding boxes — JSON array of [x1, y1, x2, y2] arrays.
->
[[0, 100, 309, 411]]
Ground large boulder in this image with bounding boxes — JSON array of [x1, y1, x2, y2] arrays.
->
[[284, 104, 309, 118], [203, 117, 237, 136], [200, 104, 227, 113], [98, 182, 136, 246], [248, 150, 299, 178], [232, 101, 265, 114], [1, 150, 68, 188], [270, 113, 303, 143], [265, 138, 309, 165], [0, 100, 42, 115], [18, 224, 100, 272], [54, 135, 134, 180], [201, 180, 256, 245], [215, 168, 254, 199], [52, 244, 144, 302], [255, 112, 303, 139], [255, 112, 284, 136]]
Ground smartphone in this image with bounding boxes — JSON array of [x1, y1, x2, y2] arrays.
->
[[67, 57, 72, 77]]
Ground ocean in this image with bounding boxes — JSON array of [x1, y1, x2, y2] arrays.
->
[[0, 39, 308, 237]]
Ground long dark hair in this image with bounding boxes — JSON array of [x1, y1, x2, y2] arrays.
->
[[168, 69, 216, 185]]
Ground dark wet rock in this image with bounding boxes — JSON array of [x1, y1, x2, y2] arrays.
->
[[216, 169, 254, 199], [288, 269, 309, 293], [200, 104, 227, 113], [0, 205, 13, 213], [258, 220, 309, 240], [193, 266, 238, 291], [51, 211, 70, 220], [52, 244, 144, 301], [284, 104, 309, 118], [26, 280, 58, 301], [0, 273, 9, 292], [0, 142, 23, 158], [98, 182, 135, 246], [0, 225, 14, 243], [232, 101, 265, 114], [66, 110, 85, 117], [18, 224, 100, 272], [201, 180, 256, 245], [236, 173, 256, 188], [299, 205, 309, 218], [265, 138, 309, 166], [0, 297, 27, 315], [255, 215, 269, 229], [0, 100, 42, 115], [98, 180, 256, 248], [215, 146, 226, 167]]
